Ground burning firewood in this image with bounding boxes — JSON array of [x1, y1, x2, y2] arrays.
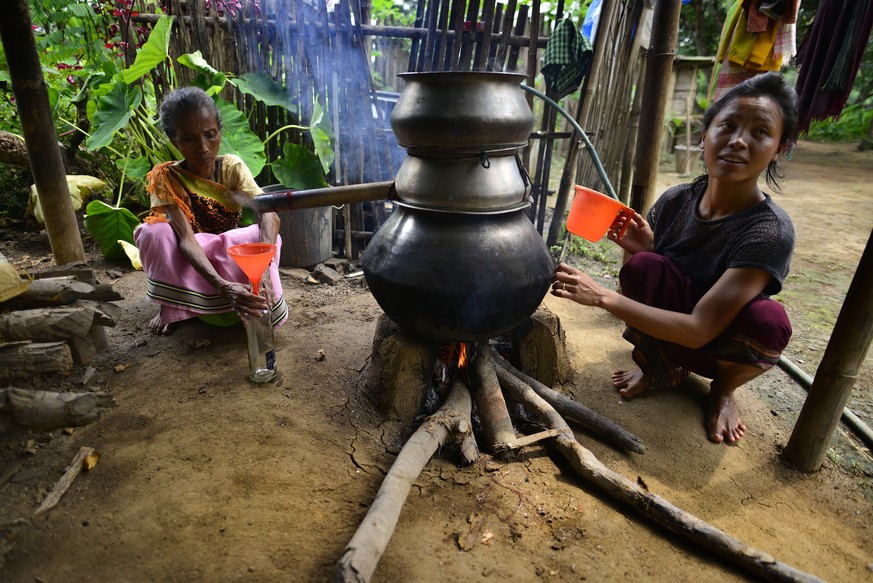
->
[[336, 376, 476, 583], [336, 344, 824, 583]]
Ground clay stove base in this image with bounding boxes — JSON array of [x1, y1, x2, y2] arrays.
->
[[362, 306, 573, 428]]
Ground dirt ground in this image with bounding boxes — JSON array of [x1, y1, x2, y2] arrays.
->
[[0, 140, 871, 582]]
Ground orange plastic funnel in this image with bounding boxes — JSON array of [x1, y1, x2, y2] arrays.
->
[[227, 243, 277, 295], [566, 185, 634, 242]]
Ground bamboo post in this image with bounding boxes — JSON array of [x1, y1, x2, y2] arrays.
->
[[546, 0, 619, 247], [783, 229, 873, 472], [628, 0, 682, 215], [0, 0, 86, 266]]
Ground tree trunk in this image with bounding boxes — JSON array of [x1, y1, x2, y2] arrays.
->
[[0, 0, 86, 266]]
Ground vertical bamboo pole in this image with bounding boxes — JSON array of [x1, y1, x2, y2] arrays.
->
[[449, 0, 466, 70], [1, 0, 85, 266], [473, 0, 495, 71], [783, 230, 873, 472], [421, 0, 439, 71], [408, 0, 427, 71], [495, 0, 518, 71], [546, 0, 618, 247], [628, 0, 682, 215]]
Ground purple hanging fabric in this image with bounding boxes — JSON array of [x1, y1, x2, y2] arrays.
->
[[795, 0, 873, 136]]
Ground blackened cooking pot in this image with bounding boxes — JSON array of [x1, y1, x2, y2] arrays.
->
[[361, 203, 555, 343]]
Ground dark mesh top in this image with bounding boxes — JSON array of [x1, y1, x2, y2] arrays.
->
[[647, 178, 794, 297]]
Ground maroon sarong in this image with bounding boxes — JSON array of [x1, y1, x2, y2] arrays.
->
[[619, 252, 792, 388]]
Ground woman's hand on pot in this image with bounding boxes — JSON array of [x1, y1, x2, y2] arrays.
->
[[608, 211, 653, 255], [550, 263, 606, 307]]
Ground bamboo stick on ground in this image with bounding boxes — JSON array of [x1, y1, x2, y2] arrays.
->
[[496, 369, 825, 583], [33, 446, 97, 517], [336, 378, 476, 583]]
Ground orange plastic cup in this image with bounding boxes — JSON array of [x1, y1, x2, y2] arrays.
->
[[566, 185, 635, 242]]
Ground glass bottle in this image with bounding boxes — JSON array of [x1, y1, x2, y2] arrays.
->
[[244, 309, 277, 383]]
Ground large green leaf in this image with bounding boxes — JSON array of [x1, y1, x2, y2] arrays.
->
[[215, 99, 266, 176], [83, 200, 141, 261], [310, 101, 335, 174], [85, 82, 142, 150], [272, 143, 329, 190], [121, 15, 173, 84], [178, 51, 227, 96], [116, 156, 152, 181], [230, 72, 298, 114]]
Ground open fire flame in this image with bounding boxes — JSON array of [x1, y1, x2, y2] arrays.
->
[[457, 342, 468, 369], [441, 342, 469, 371]]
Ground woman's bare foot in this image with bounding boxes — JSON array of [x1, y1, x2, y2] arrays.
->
[[612, 368, 652, 399], [148, 313, 175, 335], [707, 392, 746, 444]]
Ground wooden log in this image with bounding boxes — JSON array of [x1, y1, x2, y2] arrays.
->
[[0, 306, 95, 342], [33, 446, 98, 517], [82, 283, 122, 302], [336, 377, 476, 583], [66, 335, 96, 365], [0, 387, 116, 434], [71, 300, 121, 327], [34, 263, 97, 285], [470, 348, 516, 457], [15, 278, 95, 305], [88, 325, 109, 351], [497, 367, 825, 583], [488, 345, 645, 453], [0, 342, 73, 382]]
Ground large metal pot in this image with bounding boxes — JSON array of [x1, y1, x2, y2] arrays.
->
[[390, 71, 534, 155], [394, 154, 528, 212], [361, 203, 554, 343]]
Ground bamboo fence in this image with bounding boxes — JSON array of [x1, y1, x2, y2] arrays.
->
[[131, 0, 647, 255]]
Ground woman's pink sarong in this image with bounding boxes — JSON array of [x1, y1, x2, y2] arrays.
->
[[134, 222, 288, 328]]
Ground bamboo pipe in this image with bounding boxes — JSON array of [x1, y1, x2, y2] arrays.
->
[[252, 181, 394, 213]]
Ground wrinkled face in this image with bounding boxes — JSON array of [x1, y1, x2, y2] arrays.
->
[[172, 107, 222, 179], [702, 95, 785, 185]]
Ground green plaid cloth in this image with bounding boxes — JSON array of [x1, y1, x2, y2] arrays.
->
[[542, 18, 593, 99]]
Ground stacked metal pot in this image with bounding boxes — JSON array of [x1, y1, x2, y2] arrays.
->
[[361, 72, 555, 343]]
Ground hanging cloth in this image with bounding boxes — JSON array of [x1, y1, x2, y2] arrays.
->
[[795, 0, 873, 135], [542, 18, 594, 100], [711, 0, 799, 100]]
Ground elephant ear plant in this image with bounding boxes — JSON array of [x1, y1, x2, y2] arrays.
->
[[81, 14, 334, 264]]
